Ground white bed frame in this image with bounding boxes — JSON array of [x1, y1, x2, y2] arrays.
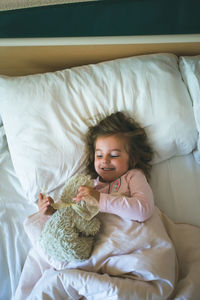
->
[[0, 34, 200, 76]]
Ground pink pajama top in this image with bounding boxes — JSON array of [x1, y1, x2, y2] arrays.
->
[[94, 169, 154, 222]]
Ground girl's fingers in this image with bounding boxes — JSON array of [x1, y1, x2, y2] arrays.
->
[[41, 203, 54, 214], [74, 187, 100, 203], [41, 196, 53, 204], [39, 193, 53, 203], [48, 197, 54, 204], [39, 198, 52, 210], [44, 198, 51, 204], [43, 204, 56, 215], [73, 197, 81, 203], [77, 186, 89, 196], [39, 193, 44, 200], [38, 194, 56, 215], [73, 187, 90, 202], [73, 190, 85, 202]]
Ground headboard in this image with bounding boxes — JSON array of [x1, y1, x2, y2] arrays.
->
[[0, 34, 200, 76]]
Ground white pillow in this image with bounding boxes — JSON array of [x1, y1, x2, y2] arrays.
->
[[0, 53, 197, 202], [179, 55, 200, 164]]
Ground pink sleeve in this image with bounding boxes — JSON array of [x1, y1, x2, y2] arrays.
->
[[99, 171, 154, 222]]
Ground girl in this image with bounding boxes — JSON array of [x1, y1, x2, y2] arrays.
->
[[16, 112, 177, 300], [39, 111, 155, 222]]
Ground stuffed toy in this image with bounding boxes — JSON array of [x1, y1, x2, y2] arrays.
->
[[39, 174, 101, 262]]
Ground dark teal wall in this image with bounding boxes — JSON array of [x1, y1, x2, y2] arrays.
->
[[0, 0, 199, 38]]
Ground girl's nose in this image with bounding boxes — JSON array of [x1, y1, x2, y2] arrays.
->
[[102, 155, 110, 163]]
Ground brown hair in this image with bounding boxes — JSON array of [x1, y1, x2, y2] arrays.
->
[[85, 111, 154, 180]]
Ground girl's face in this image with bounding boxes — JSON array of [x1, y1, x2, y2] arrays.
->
[[94, 134, 130, 182]]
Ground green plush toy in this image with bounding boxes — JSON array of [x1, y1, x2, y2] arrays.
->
[[39, 174, 101, 262]]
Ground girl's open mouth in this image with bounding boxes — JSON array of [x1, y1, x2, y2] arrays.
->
[[101, 167, 115, 171]]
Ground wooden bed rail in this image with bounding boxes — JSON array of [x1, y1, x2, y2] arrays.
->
[[0, 35, 200, 76]]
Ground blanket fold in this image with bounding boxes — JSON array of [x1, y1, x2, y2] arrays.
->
[[15, 207, 200, 300]]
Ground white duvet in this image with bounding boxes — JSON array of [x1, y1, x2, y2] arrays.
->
[[14, 207, 200, 300]]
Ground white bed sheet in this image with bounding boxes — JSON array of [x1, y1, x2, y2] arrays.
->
[[150, 154, 200, 227], [0, 125, 200, 300], [0, 127, 37, 300]]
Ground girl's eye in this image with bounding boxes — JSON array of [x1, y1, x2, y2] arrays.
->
[[96, 155, 102, 158], [111, 154, 120, 158]]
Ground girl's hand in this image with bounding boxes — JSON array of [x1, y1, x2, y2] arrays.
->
[[73, 186, 100, 203], [38, 193, 56, 215]]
